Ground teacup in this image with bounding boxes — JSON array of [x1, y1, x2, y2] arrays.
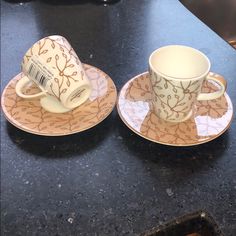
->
[[16, 35, 91, 113], [149, 45, 227, 122]]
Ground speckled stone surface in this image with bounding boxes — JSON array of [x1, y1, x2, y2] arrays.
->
[[1, 0, 236, 235]]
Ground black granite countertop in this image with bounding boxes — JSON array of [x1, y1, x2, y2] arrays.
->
[[1, 0, 236, 235]]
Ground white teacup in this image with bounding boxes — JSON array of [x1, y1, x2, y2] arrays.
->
[[149, 45, 227, 122], [16, 35, 91, 113]]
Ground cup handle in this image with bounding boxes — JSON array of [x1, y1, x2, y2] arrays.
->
[[197, 72, 227, 101], [15, 75, 46, 99]]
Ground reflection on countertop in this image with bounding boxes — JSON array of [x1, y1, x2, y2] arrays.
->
[[181, 0, 236, 48]]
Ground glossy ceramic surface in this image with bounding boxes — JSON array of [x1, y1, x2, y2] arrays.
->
[[117, 72, 233, 146], [149, 46, 226, 122], [1, 64, 117, 136], [18, 35, 91, 111]]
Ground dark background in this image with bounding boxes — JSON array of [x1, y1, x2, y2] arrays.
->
[[1, 0, 236, 235]]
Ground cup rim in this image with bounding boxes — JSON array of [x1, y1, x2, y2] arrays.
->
[[149, 45, 211, 81]]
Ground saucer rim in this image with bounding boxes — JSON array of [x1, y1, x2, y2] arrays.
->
[[1, 63, 117, 137], [117, 72, 234, 147]]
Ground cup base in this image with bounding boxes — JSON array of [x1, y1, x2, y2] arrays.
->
[[40, 96, 72, 113], [168, 109, 193, 123], [153, 106, 193, 123], [65, 85, 91, 109]]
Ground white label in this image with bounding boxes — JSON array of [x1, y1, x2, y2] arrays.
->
[[27, 56, 54, 88]]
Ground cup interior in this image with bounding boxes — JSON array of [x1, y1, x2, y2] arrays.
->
[[149, 45, 210, 79]]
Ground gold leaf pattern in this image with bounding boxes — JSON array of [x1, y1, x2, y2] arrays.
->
[[47, 57, 52, 63], [41, 49, 48, 54], [1, 64, 117, 136], [22, 36, 91, 105], [150, 73, 203, 122], [117, 72, 233, 146]]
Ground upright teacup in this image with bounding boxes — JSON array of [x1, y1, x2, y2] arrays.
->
[[149, 45, 227, 122], [16, 35, 91, 113]]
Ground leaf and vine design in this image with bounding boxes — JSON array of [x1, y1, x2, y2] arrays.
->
[[118, 72, 233, 146], [150, 73, 202, 121], [2, 64, 117, 136], [21, 36, 87, 102]]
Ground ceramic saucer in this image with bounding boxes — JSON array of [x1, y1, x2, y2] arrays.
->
[[1, 64, 117, 136], [117, 72, 233, 146]]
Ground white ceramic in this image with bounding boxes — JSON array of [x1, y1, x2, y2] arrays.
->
[[117, 72, 233, 146], [15, 35, 91, 113], [149, 45, 227, 122], [2, 64, 117, 136]]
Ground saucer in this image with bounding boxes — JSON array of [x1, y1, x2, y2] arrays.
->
[[117, 72, 233, 146], [1, 64, 117, 136]]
